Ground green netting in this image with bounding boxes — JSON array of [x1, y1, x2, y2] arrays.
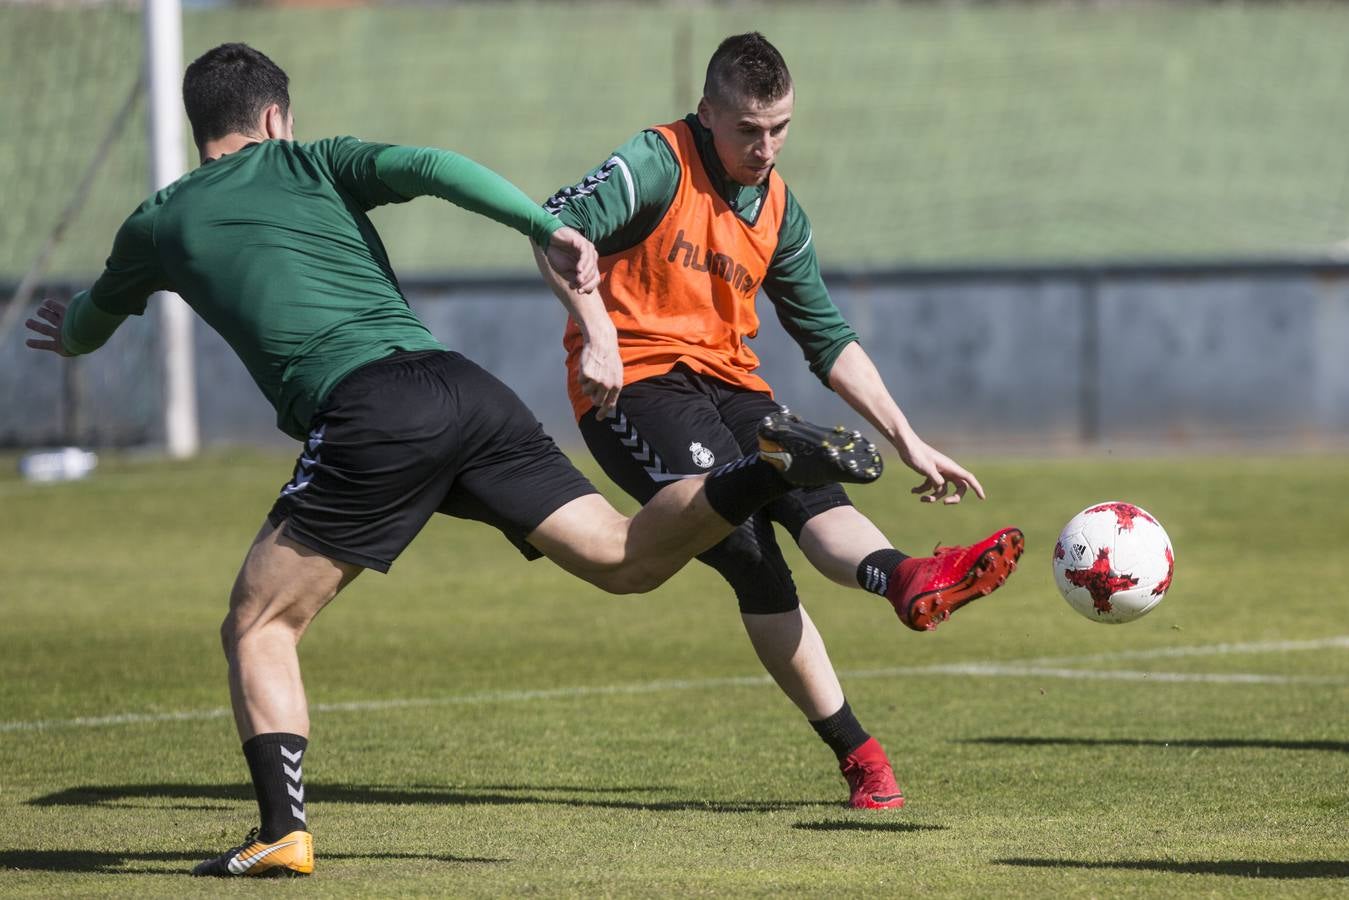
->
[[4, 0, 1349, 280]]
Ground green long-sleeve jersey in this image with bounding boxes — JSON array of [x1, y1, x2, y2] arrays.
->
[[63, 137, 562, 440], [544, 113, 857, 386]]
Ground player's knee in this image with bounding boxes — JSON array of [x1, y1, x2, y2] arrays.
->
[[220, 602, 259, 655], [700, 523, 800, 614], [549, 510, 674, 594], [587, 560, 668, 595], [218, 614, 237, 656], [731, 572, 800, 614], [222, 584, 253, 649], [222, 581, 310, 651]]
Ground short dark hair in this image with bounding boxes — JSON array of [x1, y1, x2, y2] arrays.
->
[[703, 32, 792, 107], [183, 43, 290, 147]]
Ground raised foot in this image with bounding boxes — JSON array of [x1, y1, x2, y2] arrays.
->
[[888, 526, 1025, 632], [757, 409, 884, 487]]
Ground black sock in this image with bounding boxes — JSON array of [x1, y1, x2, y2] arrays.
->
[[857, 548, 910, 596], [810, 700, 872, 760], [702, 455, 792, 526], [242, 733, 309, 841]]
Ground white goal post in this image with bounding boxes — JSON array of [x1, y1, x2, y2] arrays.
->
[[144, 0, 198, 458]]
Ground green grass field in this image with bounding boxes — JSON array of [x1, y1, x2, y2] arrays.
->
[[6, 1, 1349, 281], [1, 449, 1346, 896]]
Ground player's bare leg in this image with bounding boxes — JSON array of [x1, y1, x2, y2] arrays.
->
[[223, 520, 361, 739], [527, 482, 726, 593], [737, 601, 902, 808], [531, 413, 885, 593], [740, 606, 843, 720], [775, 504, 1022, 808], [195, 520, 361, 878], [774, 507, 904, 808], [797, 506, 892, 586]]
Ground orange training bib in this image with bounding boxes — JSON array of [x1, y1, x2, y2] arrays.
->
[[564, 120, 786, 418]]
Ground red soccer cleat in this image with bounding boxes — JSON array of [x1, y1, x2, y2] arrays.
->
[[887, 527, 1025, 631], [840, 737, 905, 809]]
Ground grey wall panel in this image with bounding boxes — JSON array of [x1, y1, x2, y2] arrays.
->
[[10, 265, 1349, 451], [1, 302, 159, 447], [1096, 275, 1343, 440]]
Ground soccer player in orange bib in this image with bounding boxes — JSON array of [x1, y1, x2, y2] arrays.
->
[[538, 32, 1024, 809]]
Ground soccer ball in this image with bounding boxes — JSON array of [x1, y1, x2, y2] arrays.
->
[[1052, 502, 1174, 624]]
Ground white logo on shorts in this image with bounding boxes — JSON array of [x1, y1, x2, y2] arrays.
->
[[689, 442, 715, 469]]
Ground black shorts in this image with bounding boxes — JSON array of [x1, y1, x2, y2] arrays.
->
[[578, 367, 851, 540], [268, 350, 597, 572]]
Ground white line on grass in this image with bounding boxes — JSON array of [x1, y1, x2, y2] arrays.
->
[[841, 635, 1349, 682], [3, 636, 1347, 734], [873, 664, 1349, 686], [1028, 635, 1349, 666]]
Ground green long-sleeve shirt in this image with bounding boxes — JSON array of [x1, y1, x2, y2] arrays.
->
[[544, 114, 857, 385], [63, 137, 562, 439]]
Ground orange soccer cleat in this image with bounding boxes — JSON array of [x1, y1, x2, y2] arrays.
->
[[191, 827, 313, 877]]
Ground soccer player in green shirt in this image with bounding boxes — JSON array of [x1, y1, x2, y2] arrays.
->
[[539, 33, 1024, 810], [25, 42, 887, 877]]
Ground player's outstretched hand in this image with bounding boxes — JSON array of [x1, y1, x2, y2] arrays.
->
[[24, 299, 73, 357], [546, 226, 600, 294], [898, 435, 986, 505]]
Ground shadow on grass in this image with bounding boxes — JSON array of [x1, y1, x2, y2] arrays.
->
[[0, 849, 503, 875], [964, 737, 1349, 754], [27, 782, 831, 814], [795, 821, 946, 834], [997, 858, 1349, 880], [472, 783, 671, 794]]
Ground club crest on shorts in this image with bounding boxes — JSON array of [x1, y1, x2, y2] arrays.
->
[[689, 441, 715, 469]]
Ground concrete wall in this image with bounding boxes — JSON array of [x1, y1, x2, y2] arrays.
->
[[6, 262, 1349, 451], [0, 284, 161, 448]]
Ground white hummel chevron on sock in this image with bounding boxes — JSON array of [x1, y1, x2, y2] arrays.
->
[[242, 733, 309, 839]]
